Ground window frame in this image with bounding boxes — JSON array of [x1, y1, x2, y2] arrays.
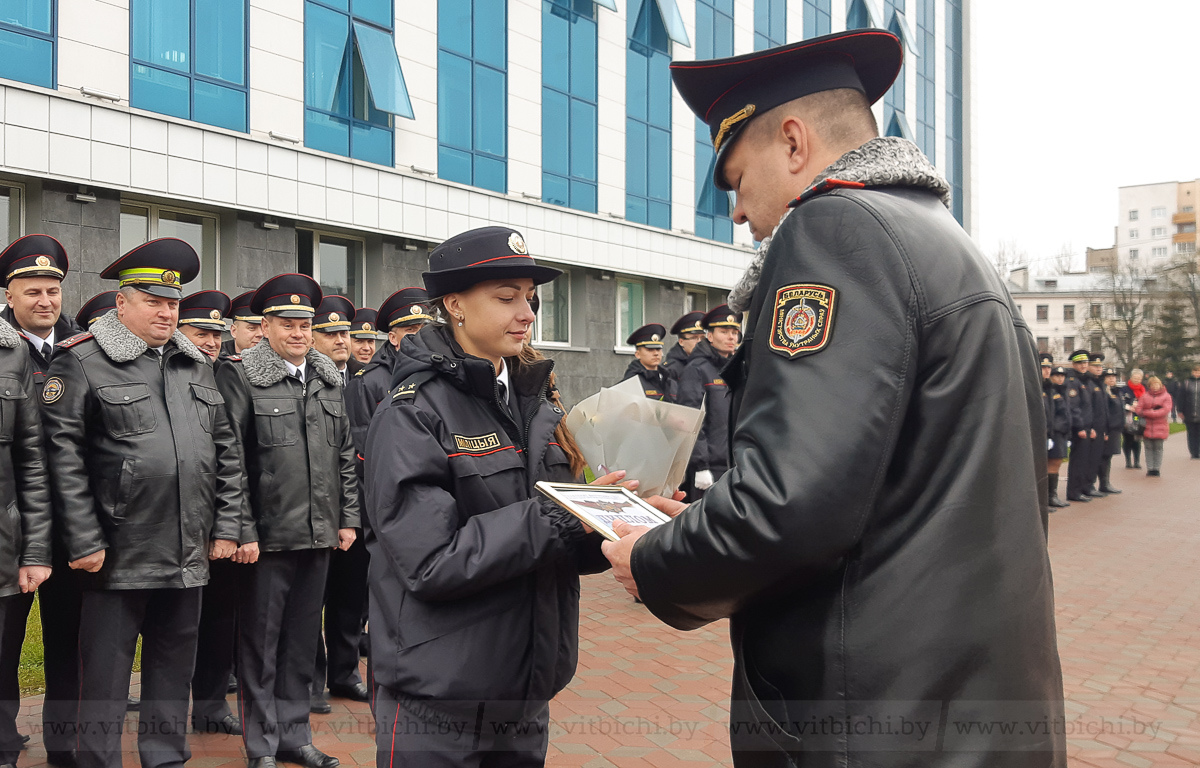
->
[[614, 277, 645, 352], [0, 0, 56, 89], [1152, 246, 1168, 259], [119, 200, 221, 290], [1063, 304, 1074, 322], [1035, 304, 1048, 322], [532, 268, 573, 347], [625, 0, 673, 230], [684, 288, 708, 314], [541, 0, 599, 214], [295, 227, 367, 306], [1152, 206, 1166, 218], [128, 0, 250, 133], [754, 0, 787, 50], [1150, 226, 1166, 238], [0, 181, 26, 250], [694, 0, 735, 243], [1129, 209, 1139, 221], [803, 0, 832, 38], [1129, 228, 1139, 239]]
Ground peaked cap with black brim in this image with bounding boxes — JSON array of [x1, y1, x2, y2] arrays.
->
[[670, 29, 903, 191]]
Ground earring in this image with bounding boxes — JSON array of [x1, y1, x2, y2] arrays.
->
[[457, 315, 464, 327]]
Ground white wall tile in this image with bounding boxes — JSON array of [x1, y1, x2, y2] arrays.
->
[[327, 188, 353, 222], [425, 209, 448, 240], [91, 142, 131, 186], [353, 166, 379, 197], [91, 108, 130, 146], [130, 149, 167, 192], [326, 160, 352, 191], [379, 199, 404, 232], [237, 169, 269, 209], [249, 6, 303, 62], [248, 91, 303, 143], [401, 176, 427, 207], [268, 176, 299, 215], [168, 124, 204, 159], [401, 203, 425, 235], [297, 154, 326, 185], [353, 193, 379, 229], [48, 133, 91, 179], [203, 133, 238, 167], [57, 43, 129, 100], [379, 172, 404, 202], [49, 98, 91, 140], [204, 163, 238, 203], [4, 126, 49, 172], [298, 182, 326, 218], [130, 116, 169, 155], [58, 0, 128, 55], [237, 139, 269, 174], [268, 146, 298, 179], [167, 156, 203, 198], [249, 48, 304, 101], [6, 90, 49, 131]]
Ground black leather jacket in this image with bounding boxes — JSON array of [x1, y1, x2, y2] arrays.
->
[[676, 339, 733, 476], [0, 318, 52, 598], [0, 305, 81, 395], [215, 341, 359, 550], [364, 326, 606, 712], [621, 359, 677, 401], [41, 312, 243, 590], [630, 186, 1064, 765]]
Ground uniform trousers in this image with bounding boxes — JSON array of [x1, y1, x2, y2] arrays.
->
[[0, 592, 35, 765], [373, 685, 549, 768], [314, 537, 368, 694], [76, 587, 203, 768], [1066, 436, 1092, 499], [1186, 421, 1200, 458], [1084, 431, 1106, 491], [191, 559, 239, 723], [237, 549, 330, 759], [37, 556, 82, 755]]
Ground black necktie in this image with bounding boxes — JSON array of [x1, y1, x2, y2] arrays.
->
[[42, 341, 52, 360], [498, 381, 512, 418]]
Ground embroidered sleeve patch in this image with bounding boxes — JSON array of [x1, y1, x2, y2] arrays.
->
[[768, 283, 837, 358], [453, 433, 502, 452], [42, 376, 65, 404]]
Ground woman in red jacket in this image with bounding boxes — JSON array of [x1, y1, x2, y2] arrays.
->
[[1136, 376, 1174, 476]]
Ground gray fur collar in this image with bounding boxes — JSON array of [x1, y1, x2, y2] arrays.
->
[[0, 317, 20, 349], [90, 309, 208, 364], [239, 338, 342, 388], [727, 137, 951, 313]]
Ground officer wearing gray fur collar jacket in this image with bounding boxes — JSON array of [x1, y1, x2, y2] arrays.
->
[[215, 273, 358, 768], [41, 239, 243, 768]]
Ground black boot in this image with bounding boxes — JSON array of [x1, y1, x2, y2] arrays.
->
[[1098, 458, 1121, 494], [1048, 473, 1069, 508]]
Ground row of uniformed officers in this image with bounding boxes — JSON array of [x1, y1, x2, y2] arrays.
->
[[1040, 349, 1127, 508]]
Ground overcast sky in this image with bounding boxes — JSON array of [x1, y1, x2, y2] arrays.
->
[[972, 0, 1200, 272]]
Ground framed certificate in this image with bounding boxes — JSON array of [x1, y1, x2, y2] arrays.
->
[[535, 481, 674, 542]]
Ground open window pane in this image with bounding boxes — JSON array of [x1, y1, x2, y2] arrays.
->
[[352, 21, 414, 118], [305, 2, 351, 113]]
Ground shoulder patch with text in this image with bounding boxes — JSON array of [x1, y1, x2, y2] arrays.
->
[[453, 433, 502, 453], [768, 283, 837, 359]]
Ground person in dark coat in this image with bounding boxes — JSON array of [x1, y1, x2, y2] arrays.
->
[[621, 323, 677, 401], [1042, 356, 1070, 509], [600, 31, 1064, 768], [677, 305, 741, 497], [176, 289, 245, 736], [219, 290, 262, 359], [1164, 370, 1180, 421], [0, 314, 52, 768], [1121, 368, 1145, 468], [0, 235, 82, 767], [348, 308, 381, 365], [665, 311, 704, 371], [1096, 369, 1124, 495], [1083, 354, 1109, 497], [364, 227, 618, 767], [41, 239, 243, 768], [1064, 349, 1095, 502], [215, 274, 359, 768], [1178, 363, 1200, 459], [308, 295, 368, 713]]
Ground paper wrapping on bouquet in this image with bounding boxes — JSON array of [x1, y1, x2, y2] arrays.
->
[[565, 377, 705, 498]]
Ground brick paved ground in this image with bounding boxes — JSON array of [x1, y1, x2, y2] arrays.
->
[[13, 436, 1200, 767]]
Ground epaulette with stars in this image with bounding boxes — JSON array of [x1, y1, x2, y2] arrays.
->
[[57, 333, 93, 349], [788, 178, 867, 209]]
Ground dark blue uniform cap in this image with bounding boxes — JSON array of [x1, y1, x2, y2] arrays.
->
[[251, 274, 322, 319], [670, 29, 902, 190], [1040, 353, 1054, 366], [75, 291, 118, 327], [627, 323, 667, 348], [379, 287, 433, 329], [0, 234, 69, 286], [670, 311, 705, 336], [701, 304, 743, 330], [228, 290, 262, 323], [100, 238, 200, 299], [1090, 352, 1105, 365], [1051, 366, 1067, 376], [313, 294, 355, 333], [179, 290, 232, 332], [350, 307, 382, 338], [424, 226, 561, 298]]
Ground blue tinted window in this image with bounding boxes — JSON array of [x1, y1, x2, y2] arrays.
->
[[541, 0, 597, 213], [883, 1, 905, 131], [916, 0, 935, 161], [803, 0, 830, 38], [438, 0, 507, 192], [946, 0, 963, 223], [0, 23, 54, 89], [625, 0, 671, 229], [694, 0, 733, 243], [130, 0, 248, 131], [847, 0, 869, 28], [305, 0, 408, 166], [754, 0, 785, 50]]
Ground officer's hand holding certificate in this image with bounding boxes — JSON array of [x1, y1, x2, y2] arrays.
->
[[536, 482, 672, 542]]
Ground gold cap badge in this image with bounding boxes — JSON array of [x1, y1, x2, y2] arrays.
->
[[162, 270, 178, 285], [290, 295, 301, 304], [35, 256, 51, 267], [209, 310, 221, 320], [508, 232, 527, 255], [329, 312, 340, 322], [362, 323, 372, 331]]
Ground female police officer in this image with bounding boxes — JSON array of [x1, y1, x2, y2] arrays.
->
[[363, 226, 620, 767]]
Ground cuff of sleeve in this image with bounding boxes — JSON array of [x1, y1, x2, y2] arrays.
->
[[540, 499, 588, 544]]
